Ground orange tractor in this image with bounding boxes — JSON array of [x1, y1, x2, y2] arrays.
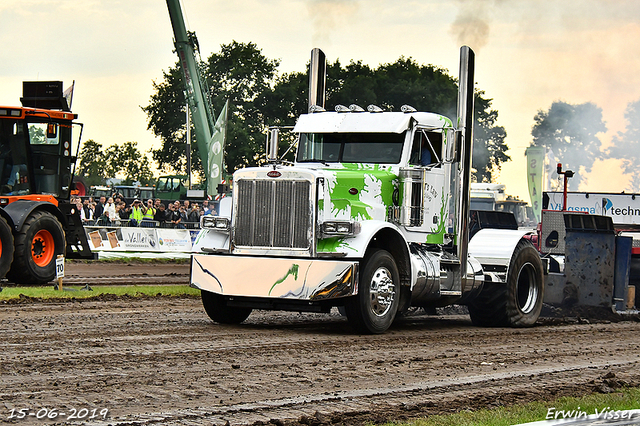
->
[[0, 81, 93, 284]]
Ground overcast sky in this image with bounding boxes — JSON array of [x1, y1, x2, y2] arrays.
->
[[2, 0, 640, 201]]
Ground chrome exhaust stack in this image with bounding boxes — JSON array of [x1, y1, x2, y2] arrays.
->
[[456, 46, 475, 285], [308, 48, 327, 112]]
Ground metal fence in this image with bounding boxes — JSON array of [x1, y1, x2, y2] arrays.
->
[[81, 219, 201, 229]]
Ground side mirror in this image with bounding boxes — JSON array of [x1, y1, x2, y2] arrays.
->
[[453, 129, 463, 163]]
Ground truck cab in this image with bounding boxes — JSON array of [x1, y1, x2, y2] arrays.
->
[[191, 48, 544, 333]]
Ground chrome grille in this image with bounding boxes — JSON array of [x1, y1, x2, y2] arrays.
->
[[234, 179, 312, 249]]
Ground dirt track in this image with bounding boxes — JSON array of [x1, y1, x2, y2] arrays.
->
[[1, 263, 640, 425]]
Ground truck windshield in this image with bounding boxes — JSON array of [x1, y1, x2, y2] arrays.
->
[[296, 132, 405, 164]]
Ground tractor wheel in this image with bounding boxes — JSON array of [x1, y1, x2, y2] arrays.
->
[[345, 249, 400, 334], [201, 290, 252, 324], [468, 239, 544, 327], [0, 215, 14, 278], [7, 211, 65, 284]]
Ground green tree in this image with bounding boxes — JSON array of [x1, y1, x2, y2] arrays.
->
[[530, 101, 606, 190], [104, 142, 154, 186], [143, 41, 279, 178], [606, 98, 640, 191], [77, 140, 153, 186], [77, 139, 106, 186]]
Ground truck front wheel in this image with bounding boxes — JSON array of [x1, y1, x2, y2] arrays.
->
[[7, 211, 65, 284], [468, 239, 544, 327], [345, 249, 400, 334], [0, 215, 14, 278], [201, 290, 252, 324]]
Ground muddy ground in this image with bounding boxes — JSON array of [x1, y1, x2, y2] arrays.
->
[[1, 262, 640, 425]]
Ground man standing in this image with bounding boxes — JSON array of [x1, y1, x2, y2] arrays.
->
[[94, 196, 106, 218], [170, 201, 184, 229], [129, 199, 144, 226], [141, 199, 156, 227]]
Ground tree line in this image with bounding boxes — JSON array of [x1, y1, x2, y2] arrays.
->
[[77, 41, 640, 192], [141, 41, 509, 183]]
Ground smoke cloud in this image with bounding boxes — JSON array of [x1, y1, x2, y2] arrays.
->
[[307, 0, 360, 48], [449, 0, 493, 51]]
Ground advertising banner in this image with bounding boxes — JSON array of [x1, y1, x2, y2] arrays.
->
[[544, 191, 640, 226], [86, 227, 195, 252], [525, 146, 545, 222]]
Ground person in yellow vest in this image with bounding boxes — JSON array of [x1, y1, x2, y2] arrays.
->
[[129, 199, 144, 226], [141, 198, 156, 228]]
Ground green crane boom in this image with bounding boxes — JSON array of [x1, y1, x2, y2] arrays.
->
[[166, 0, 226, 196]]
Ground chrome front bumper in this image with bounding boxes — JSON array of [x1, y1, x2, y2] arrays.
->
[[191, 254, 358, 301]]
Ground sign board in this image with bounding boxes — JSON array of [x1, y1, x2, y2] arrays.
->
[[544, 192, 640, 226], [55, 255, 65, 279]]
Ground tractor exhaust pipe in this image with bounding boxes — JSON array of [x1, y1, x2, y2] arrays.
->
[[456, 46, 475, 283], [308, 48, 326, 112]]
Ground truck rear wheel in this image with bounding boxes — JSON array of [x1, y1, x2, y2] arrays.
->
[[468, 239, 544, 327], [7, 211, 65, 284], [0, 215, 14, 278], [201, 290, 252, 324], [345, 249, 400, 334]]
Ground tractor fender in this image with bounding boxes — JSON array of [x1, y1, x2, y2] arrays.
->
[[0, 207, 15, 230], [1, 200, 65, 233]]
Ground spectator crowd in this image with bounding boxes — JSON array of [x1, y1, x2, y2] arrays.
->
[[72, 194, 217, 229]]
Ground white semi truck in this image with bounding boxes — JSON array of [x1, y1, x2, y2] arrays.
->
[[190, 47, 544, 333]]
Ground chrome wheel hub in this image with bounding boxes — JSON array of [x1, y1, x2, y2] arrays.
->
[[369, 266, 395, 317]]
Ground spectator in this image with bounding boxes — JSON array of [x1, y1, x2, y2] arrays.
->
[[112, 203, 122, 226], [154, 203, 167, 225], [202, 200, 214, 215], [154, 198, 161, 208], [129, 199, 144, 226], [188, 203, 200, 223], [118, 202, 129, 222], [81, 199, 94, 224], [104, 197, 117, 221], [178, 205, 189, 224], [96, 212, 110, 226], [170, 201, 184, 229], [141, 199, 156, 227], [77, 200, 93, 224], [94, 196, 106, 218]]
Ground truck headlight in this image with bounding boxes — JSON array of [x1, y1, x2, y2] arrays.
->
[[202, 216, 230, 230], [321, 221, 361, 236]]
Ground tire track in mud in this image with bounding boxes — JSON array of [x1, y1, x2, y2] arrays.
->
[[1, 297, 639, 426], [84, 359, 640, 426]]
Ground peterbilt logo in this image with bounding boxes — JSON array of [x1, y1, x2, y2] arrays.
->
[[267, 171, 281, 178]]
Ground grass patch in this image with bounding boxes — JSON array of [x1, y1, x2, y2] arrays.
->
[[0, 285, 200, 301], [386, 387, 640, 426]]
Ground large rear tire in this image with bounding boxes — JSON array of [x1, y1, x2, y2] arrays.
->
[[468, 239, 544, 327], [0, 215, 14, 278], [201, 290, 252, 324], [7, 211, 65, 284], [345, 249, 400, 334]]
